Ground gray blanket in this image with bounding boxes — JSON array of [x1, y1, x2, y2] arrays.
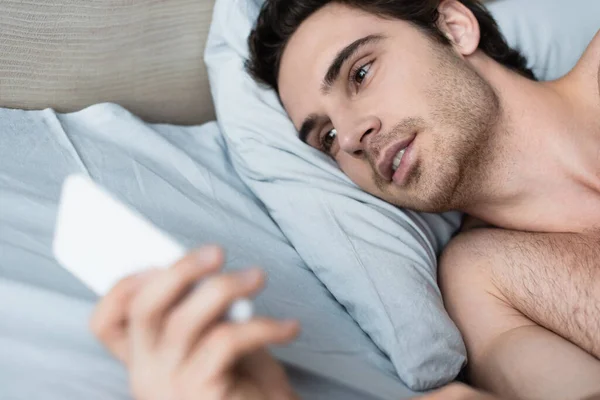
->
[[0, 105, 415, 399]]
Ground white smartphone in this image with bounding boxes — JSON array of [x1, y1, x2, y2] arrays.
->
[[52, 174, 253, 322]]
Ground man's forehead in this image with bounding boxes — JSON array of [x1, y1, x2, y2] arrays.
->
[[281, 4, 385, 72], [278, 4, 388, 128]]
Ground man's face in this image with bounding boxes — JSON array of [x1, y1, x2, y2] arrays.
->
[[278, 3, 499, 212]]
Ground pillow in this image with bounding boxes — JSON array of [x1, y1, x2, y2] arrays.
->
[[205, 0, 599, 390], [486, 0, 599, 81], [206, 0, 464, 391]]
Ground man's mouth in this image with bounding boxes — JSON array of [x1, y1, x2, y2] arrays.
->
[[376, 135, 416, 181], [391, 149, 406, 173]]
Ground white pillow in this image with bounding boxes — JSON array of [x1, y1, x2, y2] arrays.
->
[[205, 0, 598, 390]]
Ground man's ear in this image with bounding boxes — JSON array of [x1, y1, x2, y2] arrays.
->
[[437, 0, 480, 56]]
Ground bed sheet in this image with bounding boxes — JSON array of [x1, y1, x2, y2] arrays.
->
[[0, 104, 416, 399]]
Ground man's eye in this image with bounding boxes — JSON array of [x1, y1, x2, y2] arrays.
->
[[352, 62, 372, 85], [320, 128, 337, 153]]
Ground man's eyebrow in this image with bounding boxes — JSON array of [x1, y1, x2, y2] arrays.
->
[[321, 34, 385, 94], [298, 114, 319, 144]]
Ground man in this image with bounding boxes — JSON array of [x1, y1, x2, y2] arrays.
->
[[248, 0, 600, 396], [91, 1, 600, 399]]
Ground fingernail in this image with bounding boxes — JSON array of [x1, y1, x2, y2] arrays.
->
[[280, 320, 300, 338], [132, 269, 156, 281], [280, 320, 299, 331], [239, 268, 262, 285], [195, 245, 222, 264], [128, 269, 157, 287]]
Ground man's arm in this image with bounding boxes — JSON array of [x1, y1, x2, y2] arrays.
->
[[439, 228, 600, 400]]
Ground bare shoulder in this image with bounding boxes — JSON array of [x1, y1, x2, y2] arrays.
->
[[594, 30, 600, 100], [586, 30, 600, 96], [570, 30, 600, 91], [570, 30, 600, 122], [586, 29, 600, 67], [597, 42, 600, 103]]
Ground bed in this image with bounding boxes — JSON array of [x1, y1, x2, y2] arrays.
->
[[1, 0, 598, 399]]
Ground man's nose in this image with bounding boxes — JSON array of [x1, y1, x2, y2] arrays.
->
[[337, 116, 381, 156]]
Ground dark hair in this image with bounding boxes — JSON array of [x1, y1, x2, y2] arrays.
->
[[246, 0, 536, 92]]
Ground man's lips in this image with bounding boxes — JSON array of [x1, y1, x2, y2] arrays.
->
[[376, 135, 416, 181]]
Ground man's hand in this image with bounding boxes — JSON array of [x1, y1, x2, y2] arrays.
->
[[90, 245, 300, 400]]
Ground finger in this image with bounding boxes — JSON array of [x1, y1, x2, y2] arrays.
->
[[189, 318, 300, 382], [129, 246, 224, 351], [161, 268, 265, 363], [90, 271, 156, 363]]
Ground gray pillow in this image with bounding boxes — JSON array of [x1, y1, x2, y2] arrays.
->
[[206, 0, 466, 391]]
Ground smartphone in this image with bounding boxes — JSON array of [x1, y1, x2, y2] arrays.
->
[[52, 174, 253, 322]]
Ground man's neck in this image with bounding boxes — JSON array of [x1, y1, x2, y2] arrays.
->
[[460, 35, 600, 233]]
